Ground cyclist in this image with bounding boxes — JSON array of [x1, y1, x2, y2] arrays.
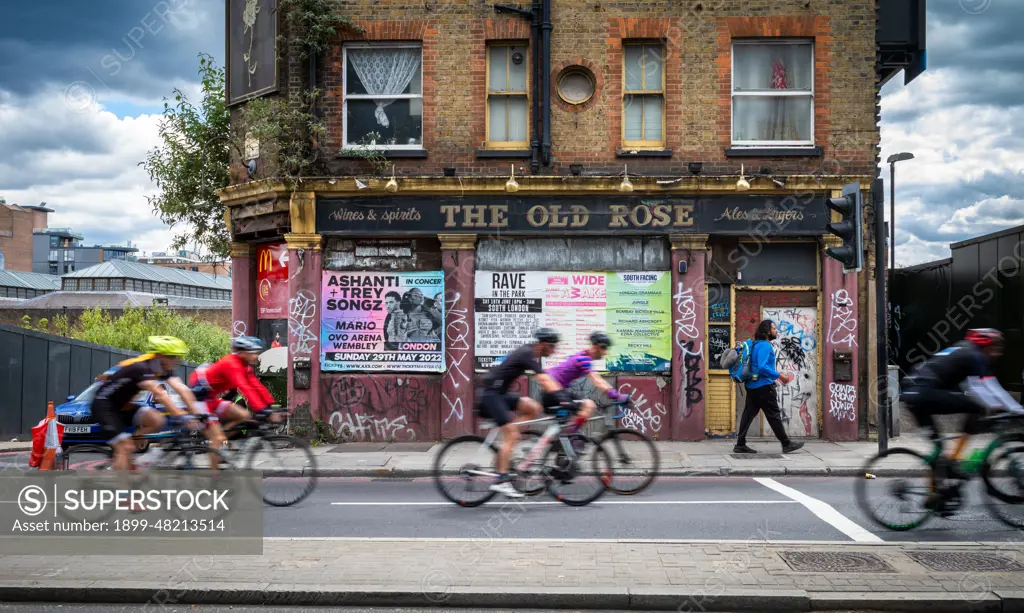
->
[[91, 336, 205, 472], [546, 331, 628, 440], [477, 327, 570, 498], [902, 328, 1024, 509], [188, 336, 281, 435]]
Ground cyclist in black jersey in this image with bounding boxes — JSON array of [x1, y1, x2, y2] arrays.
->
[[902, 328, 1024, 465], [477, 327, 570, 498], [91, 336, 204, 472]]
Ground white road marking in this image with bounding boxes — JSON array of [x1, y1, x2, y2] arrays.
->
[[330, 500, 799, 506], [755, 477, 882, 543]]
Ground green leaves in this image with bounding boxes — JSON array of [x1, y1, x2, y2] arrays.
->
[[73, 307, 231, 365], [141, 53, 233, 259]]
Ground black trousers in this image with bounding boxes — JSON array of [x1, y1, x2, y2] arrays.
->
[[736, 384, 790, 446]]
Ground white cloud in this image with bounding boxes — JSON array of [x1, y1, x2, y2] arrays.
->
[[0, 85, 191, 253]]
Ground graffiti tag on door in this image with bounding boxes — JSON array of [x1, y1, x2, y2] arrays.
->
[[762, 307, 818, 438]]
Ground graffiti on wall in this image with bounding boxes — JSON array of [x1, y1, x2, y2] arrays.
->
[[442, 290, 472, 425], [828, 382, 857, 422], [763, 307, 818, 438], [673, 283, 704, 418], [323, 375, 439, 442], [827, 289, 858, 348], [617, 379, 668, 436], [289, 289, 317, 356]]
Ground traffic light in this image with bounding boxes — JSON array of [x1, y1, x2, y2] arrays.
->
[[825, 181, 863, 272]]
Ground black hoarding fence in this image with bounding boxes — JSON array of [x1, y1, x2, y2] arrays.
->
[[888, 260, 951, 379], [0, 323, 198, 438], [891, 230, 1024, 395]]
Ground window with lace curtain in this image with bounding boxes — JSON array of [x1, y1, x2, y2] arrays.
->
[[622, 43, 665, 149], [343, 42, 423, 149], [486, 43, 530, 149], [731, 40, 814, 146]]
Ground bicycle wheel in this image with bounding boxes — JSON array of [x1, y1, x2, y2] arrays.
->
[[155, 445, 236, 521], [432, 435, 499, 507], [600, 428, 660, 495], [244, 435, 318, 507], [510, 431, 547, 497], [981, 433, 1024, 504], [854, 448, 934, 531], [546, 434, 612, 507], [58, 444, 122, 523]]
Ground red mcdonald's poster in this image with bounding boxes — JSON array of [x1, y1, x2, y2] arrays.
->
[[257, 242, 289, 319]]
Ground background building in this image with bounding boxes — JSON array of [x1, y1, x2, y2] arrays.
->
[[0, 260, 232, 331], [32, 228, 138, 275], [220, 0, 926, 441], [137, 250, 232, 276], [0, 200, 53, 272]]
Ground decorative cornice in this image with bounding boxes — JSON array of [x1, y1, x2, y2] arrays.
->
[[670, 234, 709, 251], [229, 242, 251, 258], [216, 175, 879, 205], [289, 191, 317, 236], [438, 234, 478, 251], [284, 233, 322, 251]]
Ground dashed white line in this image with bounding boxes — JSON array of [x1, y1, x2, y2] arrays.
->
[[754, 477, 882, 543]]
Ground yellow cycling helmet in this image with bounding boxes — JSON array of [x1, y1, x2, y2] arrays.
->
[[147, 336, 188, 358]]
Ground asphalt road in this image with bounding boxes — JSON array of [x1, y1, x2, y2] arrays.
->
[[261, 475, 1024, 542], [0, 607, 873, 613]]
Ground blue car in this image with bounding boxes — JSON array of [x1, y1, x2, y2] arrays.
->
[[54, 374, 183, 451]]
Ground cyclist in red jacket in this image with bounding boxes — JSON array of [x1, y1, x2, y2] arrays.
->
[[189, 336, 280, 433]]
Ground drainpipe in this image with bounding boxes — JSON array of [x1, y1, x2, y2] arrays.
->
[[541, 0, 552, 166], [495, 3, 540, 173]]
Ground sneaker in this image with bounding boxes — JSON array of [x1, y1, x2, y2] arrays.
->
[[782, 441, 805, 454], [733, 444, 757, 454], [489, 481, 524, 499]]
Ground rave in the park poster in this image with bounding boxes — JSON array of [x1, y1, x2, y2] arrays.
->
[[474, 271, 671, 372], [320, 271, 445, 372]]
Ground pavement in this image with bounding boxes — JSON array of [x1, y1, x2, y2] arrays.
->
[[3, 536, 1024, 611], [4, 438, 1024, 611]]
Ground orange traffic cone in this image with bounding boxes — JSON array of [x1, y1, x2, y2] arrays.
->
[[30, 402, 63, 470]]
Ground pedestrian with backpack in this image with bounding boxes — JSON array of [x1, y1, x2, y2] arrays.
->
[[728, 319, 804, 455]]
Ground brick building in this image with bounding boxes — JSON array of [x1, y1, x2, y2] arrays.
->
[[220, 0, 925, 441], [0, 201, 52, 273]]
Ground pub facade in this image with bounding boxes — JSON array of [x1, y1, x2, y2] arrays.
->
[[220, 0, 925, 441]]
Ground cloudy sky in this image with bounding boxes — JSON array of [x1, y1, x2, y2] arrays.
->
[[0, 1, 1018, 265]]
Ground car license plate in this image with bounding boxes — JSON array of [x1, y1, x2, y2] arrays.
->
[[63, 425, 94, 434]]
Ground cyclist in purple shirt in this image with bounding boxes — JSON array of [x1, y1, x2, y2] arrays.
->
[[545, 331, 627, 435]]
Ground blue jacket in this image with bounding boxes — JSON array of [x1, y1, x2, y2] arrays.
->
[[746, 340, 781, 390]]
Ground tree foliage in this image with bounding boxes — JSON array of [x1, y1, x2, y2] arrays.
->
[[73, 307, 231, 364], [142, 53, 234, 259]]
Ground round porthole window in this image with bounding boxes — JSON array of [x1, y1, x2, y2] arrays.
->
[[556, 67, 596, 106]]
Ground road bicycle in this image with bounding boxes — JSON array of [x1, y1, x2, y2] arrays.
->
[[63, 407, 317, 509], [432, 400, 613, 507], [516, 394, 660, 496], [855, 411, 1024, 531]]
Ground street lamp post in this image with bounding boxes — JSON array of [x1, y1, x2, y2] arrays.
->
[[886, 152, 914, 270]]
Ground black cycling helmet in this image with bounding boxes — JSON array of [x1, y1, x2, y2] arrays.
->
[[589, 330, 612, 348], [533, 327, 560, 344], [232, 335, 266, 353]]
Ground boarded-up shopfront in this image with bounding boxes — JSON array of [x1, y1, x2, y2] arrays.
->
[[225, 185, 865, 442]]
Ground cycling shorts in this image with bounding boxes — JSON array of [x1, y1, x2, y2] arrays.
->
[[477, 389, 520, 427], [902, 385, 983, 439], [92, 401, 162, 445]]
